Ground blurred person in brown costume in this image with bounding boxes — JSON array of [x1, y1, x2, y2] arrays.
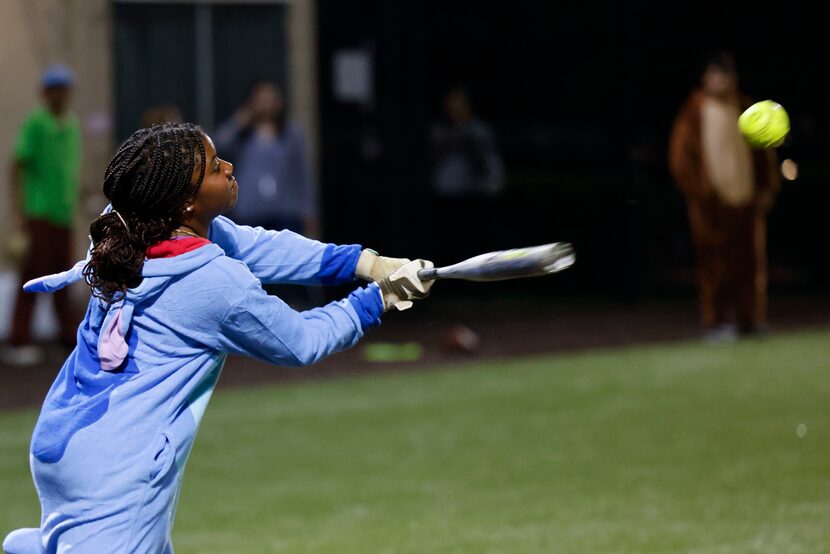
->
[[669, 52, 780, 341]]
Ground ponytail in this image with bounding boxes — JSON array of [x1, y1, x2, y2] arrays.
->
[[83, 123, 206, 303], [84, 210, 177, 303]]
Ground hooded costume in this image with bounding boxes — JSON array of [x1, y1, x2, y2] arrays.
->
[[4, 214, 383, 554]]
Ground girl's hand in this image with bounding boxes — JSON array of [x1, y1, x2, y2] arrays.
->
[[378, 259, 435, 311], [355, 249, 411, 282]]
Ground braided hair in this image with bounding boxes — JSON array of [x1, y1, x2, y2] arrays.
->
[[84, 123, 206, 303]]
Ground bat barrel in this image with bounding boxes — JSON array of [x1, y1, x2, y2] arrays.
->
[[417, 242, 575, 282]]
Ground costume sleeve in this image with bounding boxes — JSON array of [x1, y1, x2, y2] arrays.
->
[[668, 97, 709, 201], [755, 148, 780, 196], [215, 281, 383, 366], [209, 216, 361, 285]]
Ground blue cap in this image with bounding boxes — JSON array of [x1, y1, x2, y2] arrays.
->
[[41, 64, 74, 88]]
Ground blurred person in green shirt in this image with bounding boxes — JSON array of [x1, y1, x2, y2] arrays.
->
[[4, 64, 82, 365]]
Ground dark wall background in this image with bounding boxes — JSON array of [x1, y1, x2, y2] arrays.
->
[[318, 0, 828, 299], [114, 3, 286, 141]]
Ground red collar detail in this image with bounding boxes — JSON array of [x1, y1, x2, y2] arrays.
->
[[146, 237, 210, 259]]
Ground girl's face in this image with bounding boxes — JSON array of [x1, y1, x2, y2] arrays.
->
[[187, 133, 238, 223]]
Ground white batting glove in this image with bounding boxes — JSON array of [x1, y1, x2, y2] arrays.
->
[[356, 249, 411, 282], [378, 259, 435, 311]]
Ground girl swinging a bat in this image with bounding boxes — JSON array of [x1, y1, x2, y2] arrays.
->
[[3, 123, 433, 554]]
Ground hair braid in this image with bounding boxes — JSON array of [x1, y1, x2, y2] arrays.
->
[[84, 122, 207, 303]]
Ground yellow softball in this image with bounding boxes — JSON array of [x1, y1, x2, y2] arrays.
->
[[738, 100, 790, 149]]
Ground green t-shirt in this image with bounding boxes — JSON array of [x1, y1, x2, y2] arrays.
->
[[14, 107, 82, 227]]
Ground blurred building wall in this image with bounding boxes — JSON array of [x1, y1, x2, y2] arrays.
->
[[288, 0, 319, 197], [0, 0, 113, 269]]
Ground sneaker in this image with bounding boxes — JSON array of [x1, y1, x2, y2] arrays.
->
[[0, 345, 45, 366], [703, 324, 738, 343]]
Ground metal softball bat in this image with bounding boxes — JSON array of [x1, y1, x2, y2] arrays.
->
[[417, 242, 575, 282]]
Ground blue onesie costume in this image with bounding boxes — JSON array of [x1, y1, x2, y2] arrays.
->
[[3, 216, 384, 554]]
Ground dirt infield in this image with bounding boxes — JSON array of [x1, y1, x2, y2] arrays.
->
[[3, 293, 829, 412]]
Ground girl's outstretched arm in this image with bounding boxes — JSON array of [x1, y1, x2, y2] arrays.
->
[[208, 215, 362, 286], [211, 272, 384, 366]]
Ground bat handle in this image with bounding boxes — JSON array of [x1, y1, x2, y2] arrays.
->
[[417, 268, 438, 280]]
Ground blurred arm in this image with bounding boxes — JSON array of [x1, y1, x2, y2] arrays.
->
[[11, 114, 36, 229], [668, 95, 710, 201], [9, 159, 23, 229], [754, 148, 781, 212], [737, 94, 780, 211], [212, 111, 251, 158]]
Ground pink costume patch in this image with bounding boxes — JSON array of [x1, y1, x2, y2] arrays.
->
[[99, 307, 128, 371]]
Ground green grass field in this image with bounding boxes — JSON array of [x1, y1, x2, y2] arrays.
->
[[2, 331, 829, 553]]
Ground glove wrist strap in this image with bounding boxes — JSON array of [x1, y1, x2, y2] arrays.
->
[[355, 249, 379, 281]]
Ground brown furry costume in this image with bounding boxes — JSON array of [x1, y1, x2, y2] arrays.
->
[[669, 90, 780, 330]]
